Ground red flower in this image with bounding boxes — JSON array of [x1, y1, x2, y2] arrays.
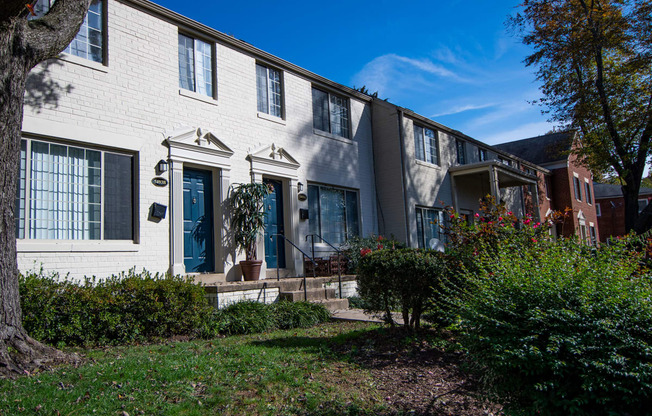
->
[[531, 238, 537, 243], [474, 213, 480, 218], [377, 244, 384, 250], [360, 248, 372, 257]]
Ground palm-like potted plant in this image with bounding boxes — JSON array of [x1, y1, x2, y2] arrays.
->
[[229, 182, 272, 281]]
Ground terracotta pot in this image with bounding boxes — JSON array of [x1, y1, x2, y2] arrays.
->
[[240, 260, 263, 281]]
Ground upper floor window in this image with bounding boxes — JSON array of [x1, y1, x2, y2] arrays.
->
[[573, 176, 582, 201], [478, 148, 488, 162], [307, 184, 359, 244], [178, 34, 214, 97], [638, 199, 649, 213], [312, 88, 350, 138], [414, 125, 438, 165], [256, 64, 282, 118], [584, 180, 593, 204], [596, 203, 602, 217], [30, 0, 104, 64], [456, 140, 466, 165], [498, 157, 511, 167], [544, 175, 552, 198], [16, 139, 134, 241]]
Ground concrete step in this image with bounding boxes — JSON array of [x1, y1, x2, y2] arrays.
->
[[279, 288, 337, 302], [312, 298, 349, 312], [277, 279, 325, 292]]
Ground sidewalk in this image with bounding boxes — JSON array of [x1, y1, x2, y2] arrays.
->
[[331, 308, 404, 325]]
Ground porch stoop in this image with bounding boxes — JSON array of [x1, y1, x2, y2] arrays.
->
[[199, 275, 355, 311]]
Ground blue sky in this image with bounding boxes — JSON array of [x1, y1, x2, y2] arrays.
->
[[155, 0, 555, 145]]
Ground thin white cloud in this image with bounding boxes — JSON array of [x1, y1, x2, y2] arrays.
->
[[431, 103, 497, 118]]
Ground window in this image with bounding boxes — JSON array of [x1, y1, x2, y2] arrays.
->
[[15, 139, 134, 240], [590, 225, 597, 246], [30, 0, 104, 63], [478, 148, 488, 162], [414, 125, 438, 165], [307, 185, 359, 244], [256, 64, 282, 117], [580, 224, 587, 242], [544, 176, 552, 198], [178, 34, 214, 97], [596, 203, 602, 217], [573, 176, 582, 201], [312, 88, 350, 138], [498, 157, 511, 167], [638, 199, 649, 213], [416, 207, 445, 249], [584, 181, 593, 204], [456, 140, 466, 165]]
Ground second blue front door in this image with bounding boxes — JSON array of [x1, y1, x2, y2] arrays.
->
[[183, 168, 214, 273], [264, 179, 286, 268]]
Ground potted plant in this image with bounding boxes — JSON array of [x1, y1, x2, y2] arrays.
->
[[229, 182, 272, 281]]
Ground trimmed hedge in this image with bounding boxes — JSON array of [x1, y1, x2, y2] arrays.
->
[[20, 270, 332, 346], [356, 248, 447, 329]]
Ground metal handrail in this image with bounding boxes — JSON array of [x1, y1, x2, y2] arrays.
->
[[305, 234, 344, 299], [271, 233, 316, 302]]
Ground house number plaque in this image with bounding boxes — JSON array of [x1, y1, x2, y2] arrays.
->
[[152, 177, 168, 187]]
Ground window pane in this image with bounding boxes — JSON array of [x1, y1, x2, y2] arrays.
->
[[15, 140, 27, 239], [414, 126, 425, 161], [104, 153, 134, 240], [178, 34, 195, 91], [308, 185, 320, 236], [256, 64, 269, 114], [268, 68, 282, 117], [320, 187, 346, 244], [456, 140, 466, 164], [330, 94, 349, 138], [345, 190, 359, 239], [194, 39, 213, 96], [63, 0, 103, 63], [312, 88, 329, 132], [425, 128, 437, 164]]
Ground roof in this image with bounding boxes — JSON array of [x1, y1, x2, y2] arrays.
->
[[593, 183, 652, 199], [494, 131, 574, 165]]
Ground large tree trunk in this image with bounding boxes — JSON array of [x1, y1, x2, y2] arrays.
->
[[0, 0, 90, 379]]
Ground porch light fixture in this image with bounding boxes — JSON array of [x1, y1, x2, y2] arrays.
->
[[156, 159, 168, 174], [298, 182, 304, 192]]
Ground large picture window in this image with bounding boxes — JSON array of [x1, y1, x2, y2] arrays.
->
[[178, 34, 214, 97], [414, 125, 438, 165], [256, 64, 282, 118], [416, 207, 445, 249], [30, 0, 104, 63], [15, 139, 134, 240], [308, 184, 359, 244], [312, 88, 350, 138]]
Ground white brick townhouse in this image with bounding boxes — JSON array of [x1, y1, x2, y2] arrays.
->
[[18, 0, 378, 280]]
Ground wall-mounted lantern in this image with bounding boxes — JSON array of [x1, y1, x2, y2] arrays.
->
[[156, 159, 169, 175], [297, 182, 304, 192]]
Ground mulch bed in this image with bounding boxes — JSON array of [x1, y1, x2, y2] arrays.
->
[[335, 327, 503, 416]]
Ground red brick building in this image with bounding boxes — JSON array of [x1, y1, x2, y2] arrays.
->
[[593, 183, 652, 241], [496, 132, 600, 244]]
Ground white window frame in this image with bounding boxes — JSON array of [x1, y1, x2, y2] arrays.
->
[[478, 148, 488, 162], [178, 33, 215, 98], [307, 184, 360, 244], [584, 179, 593, 205], [311, 87, 351, 139], [456, 140, 466, 165], [596, 203, 602, 217], [414, 125, 439, 165], [256, 63, 283, 118], [16, 138, 135, 242], [416, 207, 445, 249], [573, 176, 582, 201]]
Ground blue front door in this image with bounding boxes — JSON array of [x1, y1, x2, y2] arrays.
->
[[264, 179, 286, 268], [183, 168, 214, 273]]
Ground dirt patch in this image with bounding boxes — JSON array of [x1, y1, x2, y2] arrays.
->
[[334, 327, 503, 416]]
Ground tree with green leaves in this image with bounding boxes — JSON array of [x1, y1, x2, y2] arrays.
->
[[511, 0, 652, 232], [0, 0, 91, 377]]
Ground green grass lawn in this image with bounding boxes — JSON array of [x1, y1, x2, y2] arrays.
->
[[0, 322, 388, 416]]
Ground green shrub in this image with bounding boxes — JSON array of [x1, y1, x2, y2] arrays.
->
[[356, 248, 446, 329], [19, 269, 215, 346], [455, 236, 652, 415], [270, 301, 331, 329]]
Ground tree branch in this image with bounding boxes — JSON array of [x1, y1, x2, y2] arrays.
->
[[0, 0, 30, 24], [23, 0, 91, 69]]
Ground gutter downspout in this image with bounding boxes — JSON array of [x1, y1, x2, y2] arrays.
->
[[397, 109, 412, 247]]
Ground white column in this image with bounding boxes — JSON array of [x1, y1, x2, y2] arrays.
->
[[490, 166, 500, 204], [216, 168, 231, 275], [169, 158, 185, 276], [288, 179, 302, 275]]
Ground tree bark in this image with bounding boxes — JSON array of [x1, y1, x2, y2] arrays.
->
[[0, 0, 90, 379]]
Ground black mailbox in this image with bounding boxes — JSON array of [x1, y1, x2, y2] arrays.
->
[[150, 203, 167, 220]]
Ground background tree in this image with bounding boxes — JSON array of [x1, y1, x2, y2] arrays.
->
[[0, 0, 91, 377], [511, 0, 652, 232]]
